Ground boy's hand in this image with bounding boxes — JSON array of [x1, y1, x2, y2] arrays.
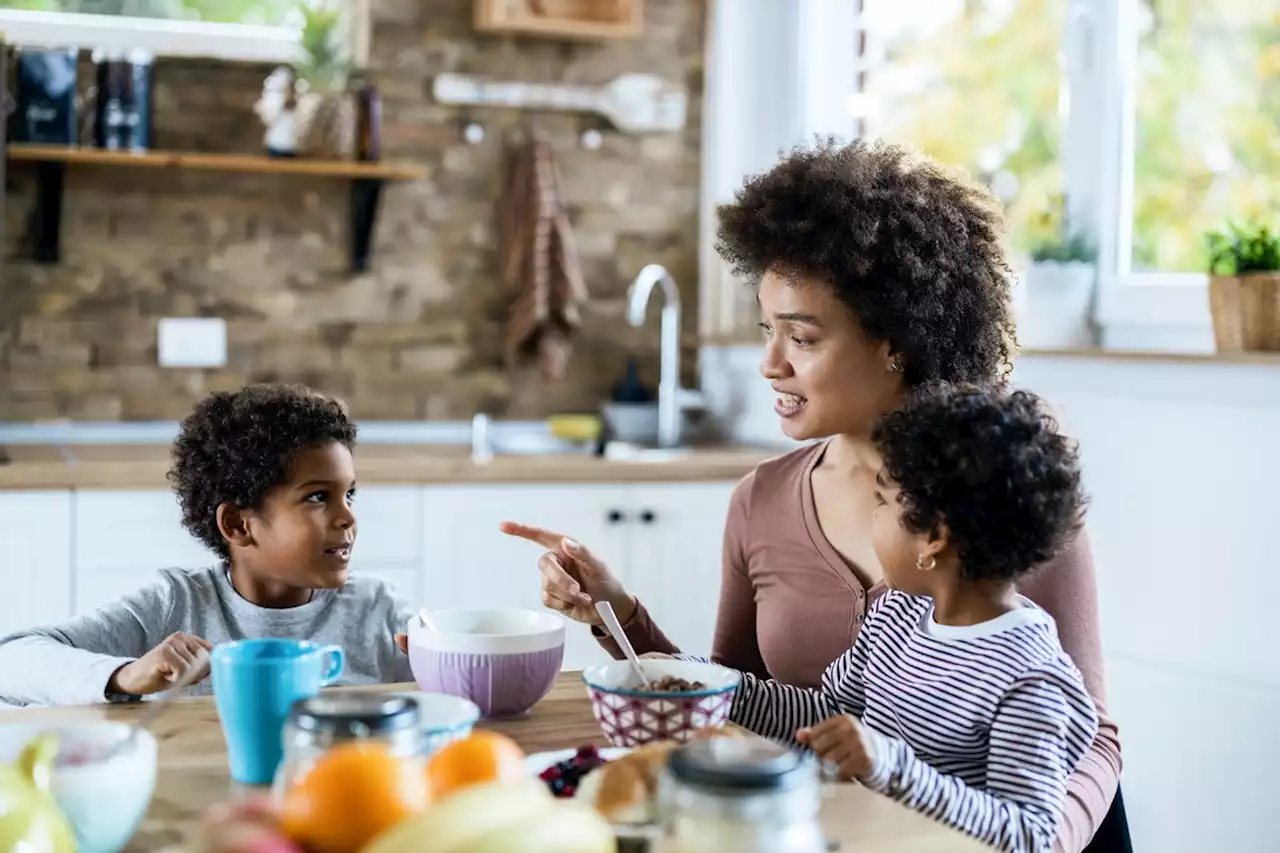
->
[[108, 631, 214, 696], [394, 633, 408, 654], [797, 714, 875, 780]]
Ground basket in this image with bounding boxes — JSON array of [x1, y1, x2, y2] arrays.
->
[[1208, 273, 1280, 353]]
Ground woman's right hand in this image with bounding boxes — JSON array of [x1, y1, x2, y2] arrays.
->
[[499, 521, 634, 627]]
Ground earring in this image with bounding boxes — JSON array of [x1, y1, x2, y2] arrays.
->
[[916, 553, 937, 571], [889, 356, 903, 373]]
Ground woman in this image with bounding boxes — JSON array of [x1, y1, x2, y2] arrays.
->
[[502, 138, 1122, 853]]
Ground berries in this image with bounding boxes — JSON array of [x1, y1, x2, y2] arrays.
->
[[538, 745, 608, 798]]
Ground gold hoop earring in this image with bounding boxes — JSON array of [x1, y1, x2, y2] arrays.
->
[[916, 553, 937, 571]]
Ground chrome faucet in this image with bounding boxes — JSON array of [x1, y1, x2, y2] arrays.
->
[[626, 264, 701, 447]]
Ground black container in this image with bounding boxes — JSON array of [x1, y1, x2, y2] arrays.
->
[[9, 46, 78, 144], [92, 46, 154, 151]]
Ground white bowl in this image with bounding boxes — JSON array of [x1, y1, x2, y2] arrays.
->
[[407, 608, 566, 655], [581, 659, 740, 748], [403, 691, 480, 755], [0, 721, 157, 853]]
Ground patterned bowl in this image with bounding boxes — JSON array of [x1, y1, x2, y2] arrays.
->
[[581, 659, 740, 748], [407, 608, 565, 718]]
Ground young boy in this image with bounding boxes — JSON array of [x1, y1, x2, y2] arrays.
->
[[0, 384, 415, 706], [730, 383, 1098, 853]]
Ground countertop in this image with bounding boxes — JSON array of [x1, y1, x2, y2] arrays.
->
[[0, 443, 781, 490], [6, 674, 988, 853]]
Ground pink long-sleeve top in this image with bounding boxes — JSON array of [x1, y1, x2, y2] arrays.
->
[[597, 441, 1122, 853]]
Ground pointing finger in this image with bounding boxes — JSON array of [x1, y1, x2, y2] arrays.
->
[[499, 521, 568, 550]]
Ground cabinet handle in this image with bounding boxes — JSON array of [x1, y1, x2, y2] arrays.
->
[[606, 509, 626, 524], [639, 510, 656, 524]]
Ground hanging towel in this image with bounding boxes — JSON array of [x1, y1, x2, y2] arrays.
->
[[498, 134, 589, 381]]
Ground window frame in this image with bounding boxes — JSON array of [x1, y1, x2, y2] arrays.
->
[[1066, 0, 1213, 346], [0, 2, 371, 66]]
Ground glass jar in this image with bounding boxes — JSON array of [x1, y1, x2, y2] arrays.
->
[[657, 736, 827, 853], [273, 694, 422, 798]]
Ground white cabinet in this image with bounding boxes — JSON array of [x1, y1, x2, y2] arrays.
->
[[0, 491, 73, 635], [624, 483, 736, 656], [419, 481, 737, 671], [421, 484, 631, 672], [73, 490, 215, 615]]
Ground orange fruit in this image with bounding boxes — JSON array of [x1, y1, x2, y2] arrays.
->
[[425, 731, 527, 798], [280, 742, 431, 853]]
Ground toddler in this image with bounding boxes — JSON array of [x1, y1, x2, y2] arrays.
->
[[0, 383, 415, 706], [730, 382, 1098, 853]]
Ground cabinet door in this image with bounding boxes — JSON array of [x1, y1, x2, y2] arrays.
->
[[73, 490, 218, 616], [421, 484, 630, 672], [623, 482, 738, 657], [0, 491, 73, 634]]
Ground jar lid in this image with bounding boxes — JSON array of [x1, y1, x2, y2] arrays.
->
[[668, 735, 812, 793], [289, 695, 420, 737]]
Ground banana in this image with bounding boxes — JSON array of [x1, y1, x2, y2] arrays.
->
[[361, 780, 552, 853], [440, 800, 616, 853]]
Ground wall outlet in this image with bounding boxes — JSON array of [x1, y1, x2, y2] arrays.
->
[[157, 317, 227, 368]]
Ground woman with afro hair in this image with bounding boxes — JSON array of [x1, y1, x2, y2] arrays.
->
[[504, 138, 1123, 852]]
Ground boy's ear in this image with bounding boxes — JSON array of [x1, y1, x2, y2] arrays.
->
[[216, 503, 253, 549]]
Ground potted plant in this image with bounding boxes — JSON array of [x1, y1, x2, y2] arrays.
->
[[290, 1, 356, 160], [1206, 221, 1280, 353], [1017, 201, 1098, 349]]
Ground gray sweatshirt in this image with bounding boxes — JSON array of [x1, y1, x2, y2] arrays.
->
[[0, 566, 417, 707]]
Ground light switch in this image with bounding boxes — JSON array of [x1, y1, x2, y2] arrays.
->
[[157, 317, 227, 368]]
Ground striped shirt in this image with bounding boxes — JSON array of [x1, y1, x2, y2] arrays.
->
[[729, 589, 1098, 853]]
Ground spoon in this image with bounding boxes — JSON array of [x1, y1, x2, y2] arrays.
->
[[417, 608, 438, 632], [101, 647, 210, 762], [594, 601, 651, 689]]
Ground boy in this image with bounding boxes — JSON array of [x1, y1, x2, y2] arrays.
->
[[0, 384, 414, 706], [730, 383, 1099, 853]]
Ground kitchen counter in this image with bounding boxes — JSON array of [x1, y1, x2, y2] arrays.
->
[[5, 674, 988, 853], [0, 443, 780, 490]]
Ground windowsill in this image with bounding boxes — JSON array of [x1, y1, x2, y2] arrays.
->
[[1017, 347, 1280, 367], [0, 9, 300, 64]]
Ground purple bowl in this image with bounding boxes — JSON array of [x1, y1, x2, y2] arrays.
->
[[407, 609, 565, 718]]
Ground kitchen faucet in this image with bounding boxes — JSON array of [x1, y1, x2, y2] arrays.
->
[[626, 264, 701, 448]]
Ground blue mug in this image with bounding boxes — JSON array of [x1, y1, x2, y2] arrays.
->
[[211, 639, 344, 785]]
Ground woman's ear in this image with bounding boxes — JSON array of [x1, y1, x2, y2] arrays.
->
[[216, 503, 253, 550]]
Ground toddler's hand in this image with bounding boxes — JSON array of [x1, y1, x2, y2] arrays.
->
[[797, 714, 875, 781], [108, 631, 213, 696]]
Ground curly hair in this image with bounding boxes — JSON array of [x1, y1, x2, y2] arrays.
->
[[168, 384, 357, 560], [872, 382, 1085, 582], [715, 137, 1016, 386]]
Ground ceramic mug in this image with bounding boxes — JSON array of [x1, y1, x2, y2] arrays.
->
[[211, 639, 344, 785]]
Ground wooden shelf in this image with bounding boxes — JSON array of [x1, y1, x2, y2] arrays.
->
[[4, 145, 427, 272], [474, 0, 642, 40]]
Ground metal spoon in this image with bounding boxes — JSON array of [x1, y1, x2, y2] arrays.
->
[[101, 647, 210, 762], [594, 601, 651, 689]]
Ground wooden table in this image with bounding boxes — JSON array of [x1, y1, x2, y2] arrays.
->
[[5, 675, 988, 853]]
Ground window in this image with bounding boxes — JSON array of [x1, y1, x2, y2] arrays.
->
[[837, 0, 1280, 349], [0, 0, 337, 63], [1131, 0, 1279, 273], [0, 1, 295, 27], [853, 0, 1068, 258]]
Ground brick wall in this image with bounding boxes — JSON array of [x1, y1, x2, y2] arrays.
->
[[0, 0, 704, 421]]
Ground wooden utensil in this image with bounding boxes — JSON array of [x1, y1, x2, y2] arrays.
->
[[432, 72, 687, 134]]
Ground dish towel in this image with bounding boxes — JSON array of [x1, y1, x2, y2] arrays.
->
[[497, 134, 589, 381]]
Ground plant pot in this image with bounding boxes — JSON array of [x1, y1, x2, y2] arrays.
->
[[1208, 273, 1280, 353], [292, 90, 355, 160], [1018, 261, 1097, 349]]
